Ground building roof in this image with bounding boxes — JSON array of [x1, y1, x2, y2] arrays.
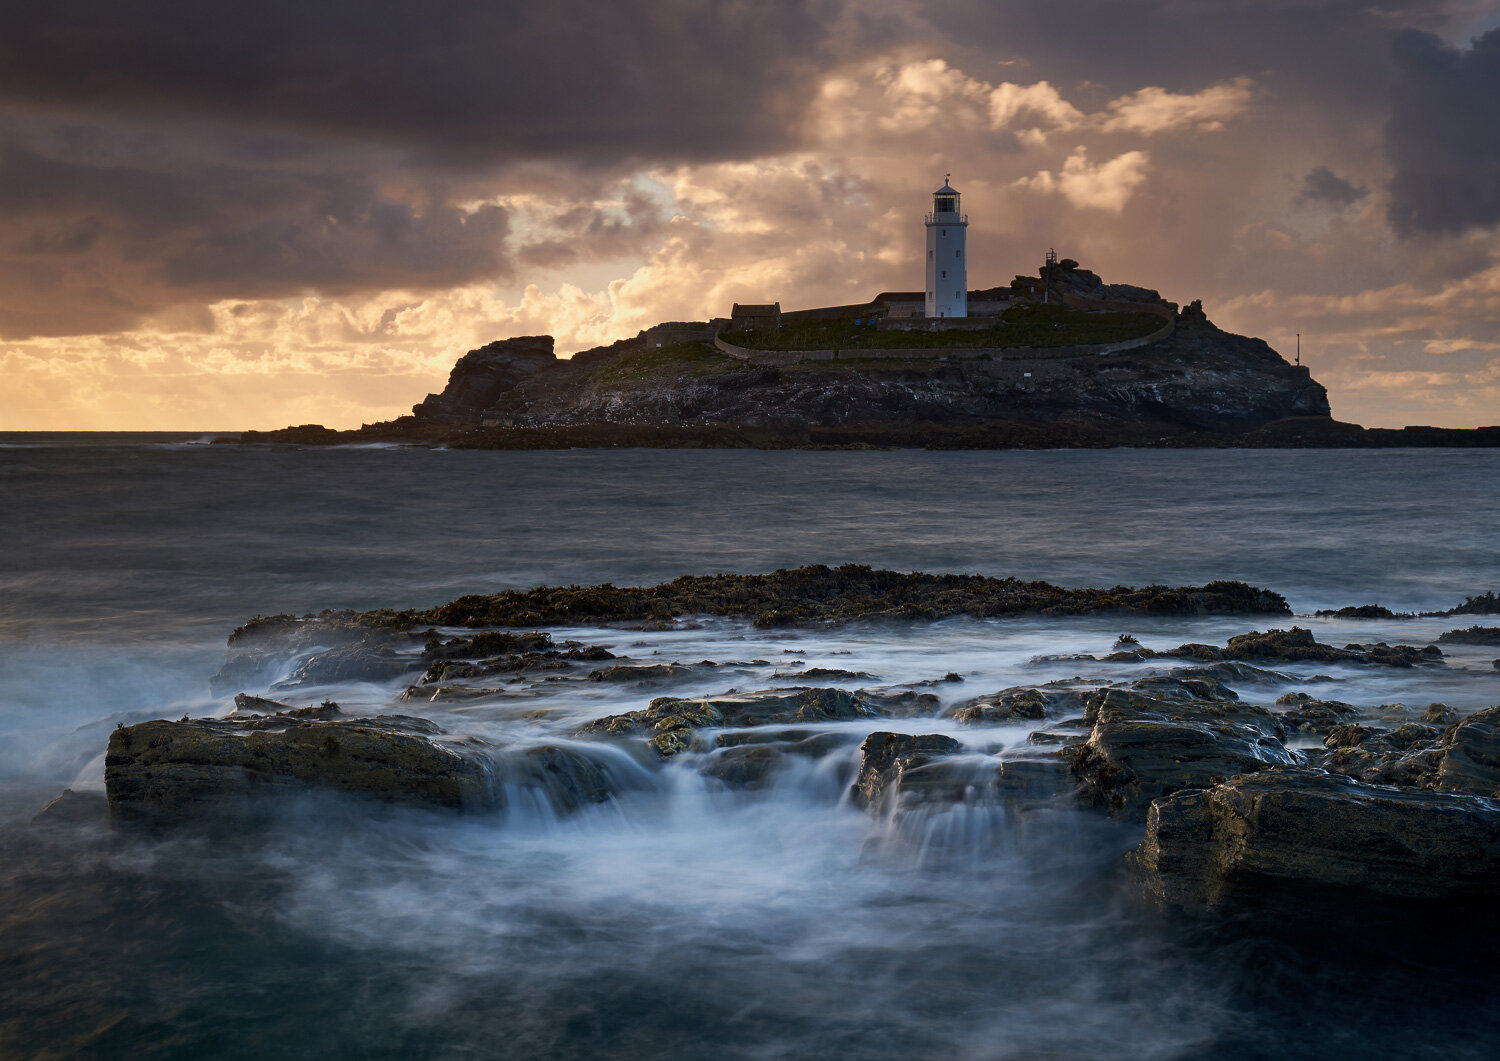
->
[[933, 180, 959, 195], [731, 303, 780, 315]]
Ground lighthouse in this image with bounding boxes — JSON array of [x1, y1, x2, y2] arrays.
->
[[925, 176, 968, 318]]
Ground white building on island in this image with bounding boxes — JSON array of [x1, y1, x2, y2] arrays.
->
[[924, 177, 968, 319]]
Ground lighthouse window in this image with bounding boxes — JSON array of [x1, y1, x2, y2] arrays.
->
[[941, 229, 947, 236], [956, 249, 961, 258], [928, 250, 932, 260], [941, 270, 946, 278]]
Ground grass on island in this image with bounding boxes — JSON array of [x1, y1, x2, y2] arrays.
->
[[730, 303, 1164, 352], [595, 340, 746, 384]]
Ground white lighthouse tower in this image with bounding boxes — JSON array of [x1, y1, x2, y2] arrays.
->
[[925, 176, 968, 318]]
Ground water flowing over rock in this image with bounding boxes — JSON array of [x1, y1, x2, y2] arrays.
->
[[850, 732, 1073, 817], [578, 687, 879, 758]]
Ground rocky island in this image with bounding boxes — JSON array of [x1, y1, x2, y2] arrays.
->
[[232, 261, 1499, 449]]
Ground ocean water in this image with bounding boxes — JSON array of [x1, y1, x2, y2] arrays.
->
[[2, 435, 1499, 1059]]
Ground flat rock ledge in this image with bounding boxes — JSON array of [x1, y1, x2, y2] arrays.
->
[[106, 713, 501, 822]]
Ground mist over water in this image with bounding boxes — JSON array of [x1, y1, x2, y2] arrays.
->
[[3, 437, 1500, 1058]]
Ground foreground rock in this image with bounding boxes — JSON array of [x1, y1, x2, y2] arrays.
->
[[1435, 705, 1500, 797], [1068, 686, 1295, 818], [1135, 767, 1500, 909], [106, 712, 501, 822]]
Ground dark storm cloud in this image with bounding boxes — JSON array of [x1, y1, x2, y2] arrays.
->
[[0, 0, 846, 165], [0, 0, 850, 337], [1299, 166, 1369, 207], [1386, 27, 1500, 236], [912, 0, 1462, 98], [0, 128, 510, 336]]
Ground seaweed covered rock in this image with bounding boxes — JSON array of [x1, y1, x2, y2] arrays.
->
[[1135, 767, 1500, 910], [106, 714, 500, 822], [586, 663, 700, 684], [416, 567, 1291, 628], [1216, 627, 1442, 667], [1437, 626, 1500, 645]]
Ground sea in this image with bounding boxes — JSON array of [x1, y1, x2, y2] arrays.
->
[[2, 433, 1499, 1060]]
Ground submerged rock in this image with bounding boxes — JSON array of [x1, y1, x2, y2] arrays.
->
[[31, 788, 109, 828], [1135, 767, 1500, 909], [701, 731, 858, 789], [277, 635, 424, 686]]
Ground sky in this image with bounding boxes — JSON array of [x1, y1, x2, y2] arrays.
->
[[3, 0, 1500, 430]]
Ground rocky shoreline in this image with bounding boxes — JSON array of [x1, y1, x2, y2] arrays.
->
[[51, 570, 1497, 941], [232, 416, 1500, 451]]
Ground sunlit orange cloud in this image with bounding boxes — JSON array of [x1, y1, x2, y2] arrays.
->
[[3, 48, 1498, 430]]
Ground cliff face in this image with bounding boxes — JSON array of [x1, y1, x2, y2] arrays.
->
[[411, 335, 556, 423]]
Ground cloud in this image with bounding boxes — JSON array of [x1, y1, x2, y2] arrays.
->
[[987, 81, 1086, 134], [1098, 79, 1254, 134], [5, 1, 1500, 431], [0, 126, 514, 338], [0, 0, 846, 165], [1014, 148, 1152, 212], [1386, 26, 1500, 235], [1298, 166, 1371, 207]]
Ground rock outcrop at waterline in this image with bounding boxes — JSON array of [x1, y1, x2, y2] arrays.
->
[[105, 710, 501, 821], [1134, 768, 1500, 908], [221, 569, 1291, 655]]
